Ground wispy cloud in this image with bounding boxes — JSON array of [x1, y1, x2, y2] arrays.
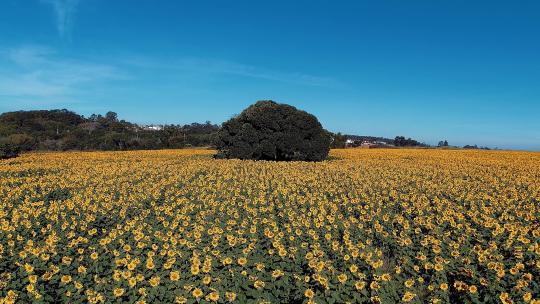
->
[[41, 0, 80, 38], [0, 45, 342, 110], [0, 45, 126, 102], [6, 45, 53, 66], [122, 56, 344, 88]]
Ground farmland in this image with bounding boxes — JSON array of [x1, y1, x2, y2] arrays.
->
[[0, 149, 539, 303]]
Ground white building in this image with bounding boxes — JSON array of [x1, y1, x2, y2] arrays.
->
[[139, 124, 164, 131]]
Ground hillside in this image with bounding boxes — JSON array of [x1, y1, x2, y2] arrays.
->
[[0, 109, 431, 153], [0, 109, 219, 151]]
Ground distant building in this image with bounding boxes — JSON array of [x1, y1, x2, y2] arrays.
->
[[139, 124, 164, 131], [361, 141, 376, 148], [345, 137, 395, 148]]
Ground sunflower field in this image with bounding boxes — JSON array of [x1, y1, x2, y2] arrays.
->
[[0, 148, 539, 303]]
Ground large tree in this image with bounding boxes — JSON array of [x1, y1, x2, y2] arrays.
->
[[215, 100, 331, 161]]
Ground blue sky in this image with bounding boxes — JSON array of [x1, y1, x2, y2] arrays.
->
[[0, 0, 539, 150]]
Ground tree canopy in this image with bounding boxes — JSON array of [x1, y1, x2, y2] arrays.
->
[[0, 108, 433, 157], [394, 136, 426, 147], [215, 101, 331, 161], [0, 109, 219, 152], [0, 140, 20, 159]]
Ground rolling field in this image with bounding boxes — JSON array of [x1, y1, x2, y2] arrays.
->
[[0, 149, 539, 303]]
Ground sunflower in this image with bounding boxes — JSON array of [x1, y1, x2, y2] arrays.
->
[[355, 281, 366, 290], [237, 257, 247, 266], [28, 275, 37, 284], [170, 271, 180, 281], [149, 276, 160, 287], [128, 277, 137, 288], [225, 292, 237, 302], [26, 284, 35, 293], [402, 291, 416, 302], [272, 269, 284, 279], [207, 291, 219, 302], [74, 281, 83, 290], [24, 264, 34, 273], [78, 265, 87, 273], [338, 273, 347, 283], [113, 288, 124, 297], [254, 280, 265, 289], [192, 288, 203, 298], [60, 275, 72, 284]]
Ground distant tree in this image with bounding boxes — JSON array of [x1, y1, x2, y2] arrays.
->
[[395, 136, 406, 147], [437, 140, 449, 147], [39, 139, 62, 151], [463, 144, 490, 150], [394, 136, 423, 147], [0, 139, 20, 159], [7, 133, 35, 151], [331, 132, 347, 148], [102, 132, 129, 150], [88, 114, 101, 122], [216, 100, 331, 161], [105, 111, 119, 122]]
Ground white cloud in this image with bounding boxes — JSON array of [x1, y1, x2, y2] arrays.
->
[[41, 0, 80, 38], [0, 46, 126, 101], [6, 45, 53, 66], [122, 56, 344, 88], [0, 71, 66, 97], [0, 46, 341, 109]]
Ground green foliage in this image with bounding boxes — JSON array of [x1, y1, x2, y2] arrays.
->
[[331, 132, 347, 148], [44, 188, 72, 203], [215, 100, 331, 161], [394, 136, 425, 147], [438, 140, 449, 147], [0, 140, 20, 159], [463, 144, 490, 150], [0, 110, 219, 152]]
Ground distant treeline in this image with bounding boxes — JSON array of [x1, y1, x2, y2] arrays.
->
[[0, 109, 488, 156], [462, 144, 491, 150], [0, 109, 219, 152], [330, 133, 428, 148]]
